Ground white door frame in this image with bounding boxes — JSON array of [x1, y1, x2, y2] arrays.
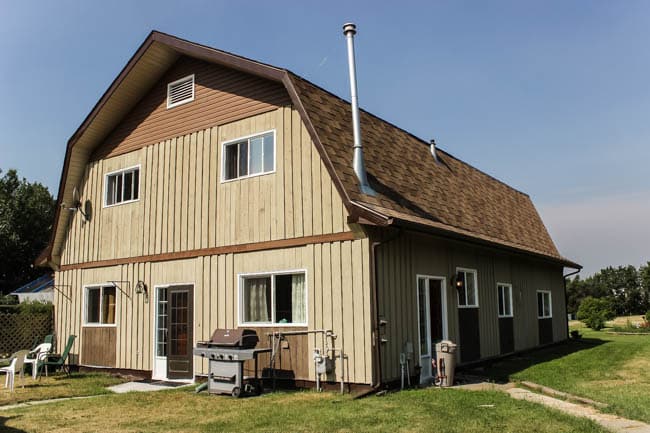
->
[[152, 282, 195, 381], [416, 275, 448, 384]]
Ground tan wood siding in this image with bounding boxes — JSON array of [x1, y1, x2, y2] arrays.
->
[[375, 231, 567, 382], [54, 238, 373, 385], [81, 327, 116, 367], [93, 56, 289, 160], [60, 107, 350, 267]]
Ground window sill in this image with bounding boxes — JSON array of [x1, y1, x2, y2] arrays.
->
[[458, 305, 479, 309], [103, 198, 140, 209], [498, 315, 513, 319], [538, 316, 553, 320], [82, 324, 117, 328], [238, 322, 307, 328], [221, 169, 276, 184]]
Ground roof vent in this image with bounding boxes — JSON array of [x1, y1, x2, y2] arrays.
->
[[167, 74, 195, 109], [430, 139, 439, 163]]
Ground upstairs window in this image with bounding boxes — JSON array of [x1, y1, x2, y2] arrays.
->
[[222, 131, 275, 181], [105, 166, 140, 207], [537, 290, 552, 318], [497, 283, 513, 318], [85, 285, 116, 325], [167, 74, 195, 108], [457, 268, 479, 308]]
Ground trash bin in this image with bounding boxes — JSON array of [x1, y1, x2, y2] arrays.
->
[[435, 340, 458, 387]]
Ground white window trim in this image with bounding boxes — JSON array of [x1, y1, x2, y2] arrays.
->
[[238, 268, 308, 327], [456, 267, 479, 308], [220, 129, 277, 183], [82, 283, 118, 327], [103, 164, 141, 208], [416, 274, 449, 361], [166, 74, 195, 109], [537, 290, 553, 319], [497, 282, 513, 318]]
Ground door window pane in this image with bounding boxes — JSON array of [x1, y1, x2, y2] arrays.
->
[[418, 278, 428, 357]]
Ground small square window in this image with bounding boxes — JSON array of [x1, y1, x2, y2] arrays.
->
[[85, 285, 116, 325], [223, 132, 275, 181], [105, 166, 140, 207]]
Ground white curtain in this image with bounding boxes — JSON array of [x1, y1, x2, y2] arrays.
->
[[245, 277, 270, 322], [291, 274, 306, 324]]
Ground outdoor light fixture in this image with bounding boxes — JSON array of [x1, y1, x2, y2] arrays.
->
[[135, 280, 148, 302], [455, 272, 465, 291]]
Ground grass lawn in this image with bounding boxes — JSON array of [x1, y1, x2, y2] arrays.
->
[[473, 329, 650, 423], [0, 373, 125, 406], [0, 386, 606, 433]]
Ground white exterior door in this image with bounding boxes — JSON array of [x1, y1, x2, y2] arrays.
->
[[417, 276, 448, 384]]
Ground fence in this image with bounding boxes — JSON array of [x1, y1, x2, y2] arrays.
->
[[0, 311, 54, 356]]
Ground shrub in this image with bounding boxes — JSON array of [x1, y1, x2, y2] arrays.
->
[[577, 297, 615, 330], [17, 300, 53, 315]]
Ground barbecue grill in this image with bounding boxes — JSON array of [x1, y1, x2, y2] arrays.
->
[[194, 328, 270, 397]]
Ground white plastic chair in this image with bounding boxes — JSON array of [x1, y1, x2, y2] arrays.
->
[[24, 343, 51, 379], [0, 350, 29, 392]]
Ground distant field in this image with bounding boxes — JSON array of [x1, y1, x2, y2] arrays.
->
[[569, 315, 645, 330]]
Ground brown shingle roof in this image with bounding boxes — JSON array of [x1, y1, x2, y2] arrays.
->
[[289, 74, 574, 265], [42, 31, 578, 269]]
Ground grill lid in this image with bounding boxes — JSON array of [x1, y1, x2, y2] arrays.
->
[[198, 328, 259, 349]]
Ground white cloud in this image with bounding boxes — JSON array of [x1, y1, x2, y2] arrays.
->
[[538, 192, 650, 277]]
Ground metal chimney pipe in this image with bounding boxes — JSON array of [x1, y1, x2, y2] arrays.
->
[[430, 139, 439, 163], [343, 23, 375, 195]]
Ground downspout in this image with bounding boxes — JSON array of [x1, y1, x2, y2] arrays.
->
[[563, 268, 581, 339], [355, 229, 401, 399]]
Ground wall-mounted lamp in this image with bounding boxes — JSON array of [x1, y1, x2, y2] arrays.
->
[[135, 280, 148, 302], [454, 272, 465, 291]]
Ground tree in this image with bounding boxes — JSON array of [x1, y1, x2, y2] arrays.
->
[[577, 296, 615, 330], [0, 169, 55, 294]]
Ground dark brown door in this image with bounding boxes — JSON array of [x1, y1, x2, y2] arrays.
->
[[167, 285, 193, 379]]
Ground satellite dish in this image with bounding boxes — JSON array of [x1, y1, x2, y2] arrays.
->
[[68, 186, 91, 223]]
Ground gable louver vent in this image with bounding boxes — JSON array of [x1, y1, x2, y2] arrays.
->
[[167, 74, 195, 109]]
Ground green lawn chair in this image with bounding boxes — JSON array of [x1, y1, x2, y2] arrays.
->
[[37, 335, 76, 378]]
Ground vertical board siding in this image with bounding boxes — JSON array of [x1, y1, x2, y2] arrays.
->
[[60, 107, 350, 266], [376, 232, 567, 382], [53, 239, 373, 385], [92, 56, 290, 160]]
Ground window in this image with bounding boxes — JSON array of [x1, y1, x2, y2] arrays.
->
[[497, 283, 513, 318], [222, 131, 275, 181], [167, 74, 195, 108], [537, 291, 552, 318], [105, 166, 140, 207], [84, 285, 116, 325], [457, 268, 478, 308], [240, 271, 306, 325]]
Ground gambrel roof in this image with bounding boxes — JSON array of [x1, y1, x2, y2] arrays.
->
[[39, 31, 579, 269]]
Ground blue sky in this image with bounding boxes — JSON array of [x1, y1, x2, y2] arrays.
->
[[1, 1, 649, 275]]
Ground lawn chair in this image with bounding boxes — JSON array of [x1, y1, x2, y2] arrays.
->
[[0, 350, 30, 392], [37, 335, 76, 378], [24, 343, 52, 379]]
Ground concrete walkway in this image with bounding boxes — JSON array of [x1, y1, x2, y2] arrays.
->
[[0, 395, 101, 411], [506, 387, 650, 433], [107, 381, 185, 394]]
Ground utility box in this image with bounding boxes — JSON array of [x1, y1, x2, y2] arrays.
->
[[435, 340, 458, 387]]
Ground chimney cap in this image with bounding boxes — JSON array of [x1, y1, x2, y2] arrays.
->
[[343, 23, 357, 36]]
